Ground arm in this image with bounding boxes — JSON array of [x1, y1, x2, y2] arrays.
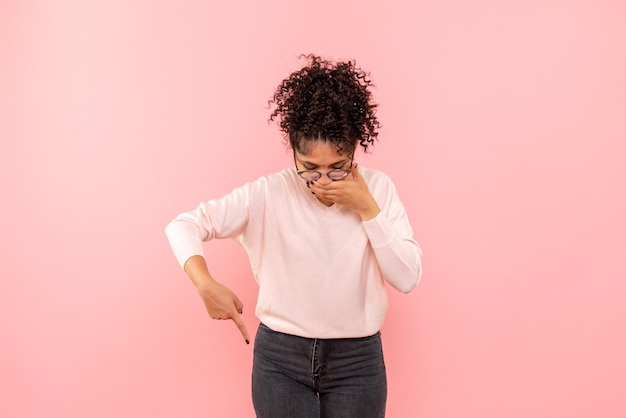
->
[[310, 165, 422, 292], [362, 168, 422, 292], [362, 213, 422, 293], [165, 184, 255, 344]]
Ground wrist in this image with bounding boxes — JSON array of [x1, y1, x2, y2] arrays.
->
[[358, 197, 380, 221], [359, 207, 380, 221], [196, 276, 219, 294]]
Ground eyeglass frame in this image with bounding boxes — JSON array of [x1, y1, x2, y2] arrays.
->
[[294, 153, 355, 182]]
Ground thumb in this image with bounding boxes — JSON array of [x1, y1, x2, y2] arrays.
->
[[233, 295, 244, 315]]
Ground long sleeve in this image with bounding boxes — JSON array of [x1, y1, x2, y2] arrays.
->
[[164, 167, 421, 338], [165, 182, 253, 269], [363, 214, 422, 293], [361, 172, 422, 293]]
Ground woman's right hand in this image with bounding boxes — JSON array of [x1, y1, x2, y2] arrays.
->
[[197, 280, 250, 344], [184, 255, 250, 345]]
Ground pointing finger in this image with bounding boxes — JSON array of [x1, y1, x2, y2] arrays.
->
[[231, 311, 251, 345]]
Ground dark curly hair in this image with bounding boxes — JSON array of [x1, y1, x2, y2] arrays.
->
[[269, 54, 381, 157]]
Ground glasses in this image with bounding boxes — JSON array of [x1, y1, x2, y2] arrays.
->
[[295, 155, 354, 181]]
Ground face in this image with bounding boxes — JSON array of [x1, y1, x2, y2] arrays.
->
[[294, 141, 353, 185]]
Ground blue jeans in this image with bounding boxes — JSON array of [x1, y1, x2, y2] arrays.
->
[[252, 323, 387, 418]]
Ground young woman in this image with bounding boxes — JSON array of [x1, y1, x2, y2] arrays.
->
[[165, 54, 422, 418]]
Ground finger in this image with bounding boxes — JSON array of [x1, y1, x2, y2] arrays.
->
[[350, 163, 362, 180], [233, 296, 244, 315], [231, 311, 251, 345], [311, 180, 341, 192]]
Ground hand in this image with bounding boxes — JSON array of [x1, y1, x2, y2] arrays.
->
[[197, 280, 250, 344], [309, 164, 381, 220]]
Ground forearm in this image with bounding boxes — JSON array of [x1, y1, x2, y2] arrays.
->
[[363, 215, 423, 293], [372, 238, 422, 293], [183, 255, 218, 292]]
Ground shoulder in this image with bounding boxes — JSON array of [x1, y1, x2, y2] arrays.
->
[[250, 167, 298, 187], [241, 167, 299, 196], [357, 165, 396, 189], [358, 165, 405, 208]]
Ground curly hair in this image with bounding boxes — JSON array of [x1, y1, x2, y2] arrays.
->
[[269, 54, 381, 157]]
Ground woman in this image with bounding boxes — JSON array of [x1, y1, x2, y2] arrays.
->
[[165, 54, 422, 418]]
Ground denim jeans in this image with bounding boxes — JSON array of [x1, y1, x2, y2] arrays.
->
[[252, 323, 387, 418]]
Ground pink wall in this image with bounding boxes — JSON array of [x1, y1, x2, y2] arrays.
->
[[2, 1, 625, 417]]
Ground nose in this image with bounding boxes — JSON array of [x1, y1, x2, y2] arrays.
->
[[316, 175, 333, 186]]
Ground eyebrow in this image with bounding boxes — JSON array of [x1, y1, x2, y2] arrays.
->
[[296, 157, 349, 168]]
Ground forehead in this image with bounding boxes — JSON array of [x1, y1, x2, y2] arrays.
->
[[295, 141, 348, 161]]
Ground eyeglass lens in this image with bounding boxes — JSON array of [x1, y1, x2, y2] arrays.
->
[[299, 169, 349, 181]]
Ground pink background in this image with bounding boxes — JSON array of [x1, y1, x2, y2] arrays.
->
[[2, 1, 625, 417]]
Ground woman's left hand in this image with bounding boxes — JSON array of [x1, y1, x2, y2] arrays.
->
[[309, 165, 381, 221]]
